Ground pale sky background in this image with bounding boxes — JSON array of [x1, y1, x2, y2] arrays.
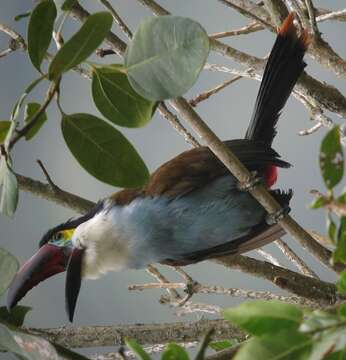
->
[[0, 0, 345, 358]]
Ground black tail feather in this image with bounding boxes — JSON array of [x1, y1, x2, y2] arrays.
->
[[245, 13, 309, 145]]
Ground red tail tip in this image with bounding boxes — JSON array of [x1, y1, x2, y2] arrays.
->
[[278, 12, 296, 36], [278, 13, 310, 50]]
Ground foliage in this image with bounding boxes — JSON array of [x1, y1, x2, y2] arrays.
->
[[1, 1, 346, 359], [0, 0, 210, 218]]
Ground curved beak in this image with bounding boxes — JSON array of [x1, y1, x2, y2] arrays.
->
[[7, 244, 71, 312], [6, 243, 85, 322]]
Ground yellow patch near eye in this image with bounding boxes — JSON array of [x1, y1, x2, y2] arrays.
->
[[61, 229, 74, 240]]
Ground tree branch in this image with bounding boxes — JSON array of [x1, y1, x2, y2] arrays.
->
[[214, 255, 340, 304], [28, 319, 244, 349]]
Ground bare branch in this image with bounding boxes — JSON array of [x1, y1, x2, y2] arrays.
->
[[263, 0, 288, 27], [214, 254, 340, 304], [0, 22, 26, 50], [16, 172, 95, 214], [146, 264, 181, 301], [98, 0, 132, 38], [256, 248, 281, 266], [275, 238, 319, 278], [129, 280, 320, 307], [217, 0, 271, 26], [299, 122, 323, 136], [157, 102, 200, 147], [305, 0, 320, 36], [29, 319, 244, 348], [189, 75, 243, 107], [209, 21, 263, 39], [317, 9, 346, 22]]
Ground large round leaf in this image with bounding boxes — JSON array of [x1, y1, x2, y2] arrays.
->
[[125, 16, 210, 101], [49, 12, 113, 80], [0, 248, 18, 296], [92, 65, 156, 128], [28, 0, 57, 72], [61, 113, 149, 187]]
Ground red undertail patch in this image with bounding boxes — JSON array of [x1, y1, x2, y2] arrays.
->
[[265, 165, 278, 187]]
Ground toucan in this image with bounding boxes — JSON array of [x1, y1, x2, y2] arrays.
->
[[7, 14, 309, 322]]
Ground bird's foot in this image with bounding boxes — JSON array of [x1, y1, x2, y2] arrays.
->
[[237, 171, 263, 191], [265, 205, 291, 225]]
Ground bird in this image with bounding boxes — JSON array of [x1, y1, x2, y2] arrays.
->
[[7, 13, 309, 322]]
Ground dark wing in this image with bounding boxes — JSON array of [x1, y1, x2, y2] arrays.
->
[[111, 139, 290, 205], [160, 223, 285, 266], [159, 189, 292, 265]]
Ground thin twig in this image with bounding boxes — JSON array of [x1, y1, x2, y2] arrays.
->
[[275, 238, 319, 278], [209, 21, 263, 38], [9, 80, 60, 150], [36, 159, 60, 191], [299, 122, 323, 136], [129, 281, 319, 307], [217, 0, 274, 30], [158, 102, 200, 147], [256, 248, 281, 266], [317, 9, 346, 22], [0, 22, 26, 50], [146, 264, 182, 301], [305, 0, 320, 36], [98, 0, 133, 38], [189, 75, 243, 107]]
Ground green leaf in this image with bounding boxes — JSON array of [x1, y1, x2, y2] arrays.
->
[[61, 0, 77, 11], [301, 311, 340, 333], [334, 217, 346, 264], [325, 351, 346, 360], [0, 324, 59, 360], [338, 304, 346, 318], [310, 196, 327, 209], [195, 329, 214, 360], [61, 113, 149, 187], [125, 339, 151, 360], [327, 215, 337, 243], [337, 191, 346, 204], [14, 12, 31, 22], [223, 301, 303, 336], [0, 121, 11, 143], [337, 270, 346, 294], [92, 65, 156, 128], [234, 330, 312, 360], [320, 127, 344, 190], [162, 343, 189, 360], [209, 340, 236, 352], [0, 307, 31, 327], [0, 248, 18, 296], [49, 12, 113, 80], [310, 328, 346, 360], [125, 16, 210, 101], [0, 159, 19, 217], [0, 323, 89, 359], [28, 0, 57, 72], [24, 103, 48, 140]]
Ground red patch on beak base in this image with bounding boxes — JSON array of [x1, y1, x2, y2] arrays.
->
[[6, 244, 71, 311]]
